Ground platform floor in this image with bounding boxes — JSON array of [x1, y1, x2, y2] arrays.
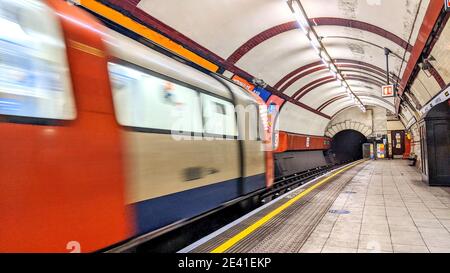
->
[[181, 160, 450, 253], [301, 160, 450, 253]]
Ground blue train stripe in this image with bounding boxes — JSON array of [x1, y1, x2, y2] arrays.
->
[[131, 173, 266, 235], [243, 174, 266, 194]]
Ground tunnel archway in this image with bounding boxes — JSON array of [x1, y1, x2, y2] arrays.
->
[[330, 130, 367, 163]]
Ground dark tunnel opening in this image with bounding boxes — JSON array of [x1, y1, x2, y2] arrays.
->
[[330, 130, 367, 163]]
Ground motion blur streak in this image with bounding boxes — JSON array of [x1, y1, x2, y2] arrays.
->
[[0, 0, 272, 252]]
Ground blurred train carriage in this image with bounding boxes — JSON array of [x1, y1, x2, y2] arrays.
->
[[0, 0, 273, 252]]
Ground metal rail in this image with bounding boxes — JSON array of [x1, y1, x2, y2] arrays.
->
[[263, 161, 351, 200], [104, 161, 352, 253]]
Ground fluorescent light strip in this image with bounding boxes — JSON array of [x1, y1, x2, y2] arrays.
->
[[291, 1, 310, 35], [288, 0, 366, 112], [321, 58, 330, 68]]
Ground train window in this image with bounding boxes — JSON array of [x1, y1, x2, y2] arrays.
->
[[241, 103, 262, 141], [201, 93, 237, 137], [108, 62, 203, 133], [0, 0, 76, 120]]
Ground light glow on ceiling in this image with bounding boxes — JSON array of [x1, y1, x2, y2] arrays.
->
[[287, 0, 366, 113]]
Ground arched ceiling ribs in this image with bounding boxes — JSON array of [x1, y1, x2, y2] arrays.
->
[[343, 75, 386, 87], [310, 18, 413, 51], [326, 121, 372, 138], [85, 0, 437, 123], [318, 95, 351, 111], [226, 18, 413, 65], [332, 105, 358, 119], [320, 36, 404, 60], [276, 59, 400, 92], [330, 104, 397, 119], [397, 0, 445, 98], [279, 65, 328, 92], [275, 60, 324, 89], [293, 77, 336, 100], [341, 66, 399, 82], [334, 59, 401, 81], [226, 21, 297, 65], [328, 101, 395, 117], [293, 75, 386, 101], [279, 65, 389, 93], [318, 94, 395, 112], [341, 69, 390, 84], [428, 63, 447, 89]]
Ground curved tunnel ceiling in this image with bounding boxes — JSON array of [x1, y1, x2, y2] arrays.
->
[[98, 0, 443, 122]]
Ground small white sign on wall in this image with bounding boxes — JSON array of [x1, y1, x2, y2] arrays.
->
[[419, 86, 450, 116], [381, 85, 395, 97]]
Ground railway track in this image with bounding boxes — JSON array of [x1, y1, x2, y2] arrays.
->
[[104, 161, 351, 253]]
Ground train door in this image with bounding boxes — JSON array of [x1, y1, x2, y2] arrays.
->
[[107, 62, 241, 235]]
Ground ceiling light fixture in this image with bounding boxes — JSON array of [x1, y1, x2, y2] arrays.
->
[[287, 0, 366, 113]]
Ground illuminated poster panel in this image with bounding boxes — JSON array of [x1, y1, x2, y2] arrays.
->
[[266, 95, 285, 150]]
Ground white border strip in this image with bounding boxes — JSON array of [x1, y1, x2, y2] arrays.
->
[[419, 86, 450, 116], [177, 161, 359, 253]]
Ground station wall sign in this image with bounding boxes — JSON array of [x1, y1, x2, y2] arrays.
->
[[254, 86, 272, 102], [381, 84, 395, 97], [266, 95, 285, 151], [231, 75, 255, 92], [232, 75, 273, 102], [266, 95, 285, 113], [419, 85, 450, 116], [377, 143, 385, 159]]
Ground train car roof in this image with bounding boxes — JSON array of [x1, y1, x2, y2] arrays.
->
[[104, 29, 240, 101], [223, 77, 262, 106]]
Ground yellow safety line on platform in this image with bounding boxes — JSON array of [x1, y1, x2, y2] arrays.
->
[[210, 160, 365, 253], [77, 0, 219, 72]]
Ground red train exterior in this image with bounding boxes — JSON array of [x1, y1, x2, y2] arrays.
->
[[275, 131, 331, 153], [0, 0, 133, 252], [0, 0, 273, 252]]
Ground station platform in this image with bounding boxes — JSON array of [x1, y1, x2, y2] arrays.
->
[[180, 160, 450, 253]]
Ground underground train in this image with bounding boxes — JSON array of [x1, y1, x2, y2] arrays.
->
[[0, 0, 273, 252]]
